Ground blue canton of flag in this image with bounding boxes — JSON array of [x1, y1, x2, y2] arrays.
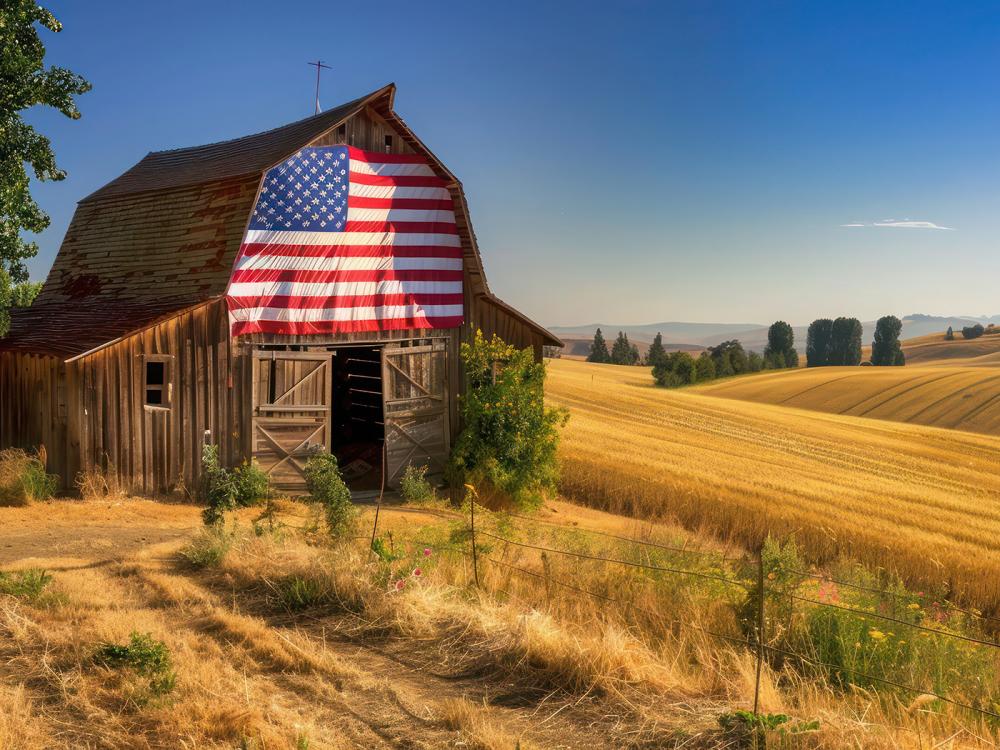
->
[[248, 147, 349, 232]]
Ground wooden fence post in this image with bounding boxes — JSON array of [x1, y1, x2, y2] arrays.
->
[[753, 545, 766, 718], [470, 490, 480, 588]]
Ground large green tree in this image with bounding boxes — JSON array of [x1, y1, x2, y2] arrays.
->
[[806, 318, 834, 366], [764, 320, 798, 368], [645, 331, 667, 367], [828, 317, 863, 366], [610, 330, 639, 365], [1, 2, 90, 336], [707, 339, 748, 377], [586, 328, 610, 363], [871, 315, 905, 366]]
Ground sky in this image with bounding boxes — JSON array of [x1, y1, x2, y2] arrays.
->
[[24, 1, 1000, 327]]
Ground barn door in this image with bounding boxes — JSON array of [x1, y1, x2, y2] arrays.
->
[[382, 341, 450, 485], [251, 351, 331, 493]]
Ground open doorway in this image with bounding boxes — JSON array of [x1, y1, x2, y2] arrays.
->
[[330, 346, 384, 491]]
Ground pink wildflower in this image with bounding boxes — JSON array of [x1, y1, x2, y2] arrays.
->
[[394, 579, 406, 591], [412, 568, 423, 578], [423, 547, 432, 557]]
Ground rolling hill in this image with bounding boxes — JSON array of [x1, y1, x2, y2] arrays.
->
[[545, 357, 1000, 610]]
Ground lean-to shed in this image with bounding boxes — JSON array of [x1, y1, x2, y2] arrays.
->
[[0, 83, 559, 494]]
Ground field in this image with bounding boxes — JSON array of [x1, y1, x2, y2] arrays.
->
[[696, 364, 1000, 435], [546, 358, 1000, 611], [899, 331, 1000, 365]]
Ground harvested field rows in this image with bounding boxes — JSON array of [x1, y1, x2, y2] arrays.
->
[[546, 358, 1000, 611], [696, 365, 1000, 435]]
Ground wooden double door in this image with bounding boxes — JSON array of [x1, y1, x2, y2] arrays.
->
[[250, 342, 449, 493]]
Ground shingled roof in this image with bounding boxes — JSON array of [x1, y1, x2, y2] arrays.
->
[[1, 83, 559, 357]]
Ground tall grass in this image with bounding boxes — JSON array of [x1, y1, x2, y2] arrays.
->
[[0, 449, 57, 506]]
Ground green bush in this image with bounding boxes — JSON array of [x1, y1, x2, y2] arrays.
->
[[0, 568, 52, 600], [399, 464, 435, 504], [449, 330, 568, 509], [0, 449, 58, 506], [232, 459, 269, 507], [179, 525, 233, 568], [200, 444, 237, 525], [95, 631, 176, 702], [304, 451, 355, 537]]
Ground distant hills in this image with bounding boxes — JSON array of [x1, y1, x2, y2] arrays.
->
[[550, 314, 996, 354]]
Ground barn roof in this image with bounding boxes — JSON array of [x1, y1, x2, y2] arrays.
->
[[1, 83, 559, 357]]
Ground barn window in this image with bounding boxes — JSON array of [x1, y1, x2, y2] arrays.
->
[[384, 134, 393, 153], [143, 357, 171, 407], [336, 124, 346, 142]]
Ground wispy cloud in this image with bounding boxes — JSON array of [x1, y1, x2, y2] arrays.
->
[[841, 219, 954, 230]]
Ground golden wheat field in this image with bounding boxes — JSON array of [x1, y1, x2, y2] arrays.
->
[[546, 358, 1000, 611], [696, 364, 1000, 435]]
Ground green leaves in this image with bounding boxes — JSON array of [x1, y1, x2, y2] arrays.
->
[[1, 2, 90, 334]]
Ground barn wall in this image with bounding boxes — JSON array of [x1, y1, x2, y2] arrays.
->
[[0, 352, 68, 478]]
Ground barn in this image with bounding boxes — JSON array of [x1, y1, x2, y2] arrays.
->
[[0, 83, 559, 496]]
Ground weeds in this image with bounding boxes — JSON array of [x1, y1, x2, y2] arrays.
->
[[400, 464, 436, 504], [0, 568, 53, 601], [276, 574, 331, 611], [75, 464, 126, 501], [179, 524, 233, 568], [0, 448, 57, 506], [304, 451, 355, 538], [95, 631, 176, 704]]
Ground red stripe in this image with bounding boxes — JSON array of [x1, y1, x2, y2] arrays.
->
[[238, 242, 463, 259], [347, 196, 454, 210], [346, 146, 431, 165], [341, 220, 457, 234], [231, 316, 463, 336], [348, 172, 449, 188], [230, 268, 463, 284], [227, 293, 464, 310]]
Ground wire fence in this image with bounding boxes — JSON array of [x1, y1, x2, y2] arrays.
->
[[365, 499, 1000, 727]]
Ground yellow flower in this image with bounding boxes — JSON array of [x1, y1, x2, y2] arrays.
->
[[907, 603, 920, 610], [869, 629, 886, 640]]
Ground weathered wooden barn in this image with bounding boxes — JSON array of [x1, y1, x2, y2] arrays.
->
[[0, 83, 559, 495]]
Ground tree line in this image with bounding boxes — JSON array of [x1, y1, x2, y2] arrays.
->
[[806, 315, 904, 366]]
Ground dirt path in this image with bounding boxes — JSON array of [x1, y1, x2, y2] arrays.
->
[[0, 499, 706, 749]]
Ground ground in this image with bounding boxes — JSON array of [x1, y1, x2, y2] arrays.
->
[[0, 497, 732, 750]]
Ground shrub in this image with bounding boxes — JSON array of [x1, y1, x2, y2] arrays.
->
[[0, 568, 52, 600], [652, 351, 697, 388], [95, 631, 176, 702], [179, 525, 233, 568], [304, 451, 355, 537], [962, 324, 985, 340], [232, 459, 269, 507], [400, 463, 435, 504], [0, 449, 57, 506], [200, 444, 236, 525], [75, 465, 125, 501], [450, 330, 568, 509]]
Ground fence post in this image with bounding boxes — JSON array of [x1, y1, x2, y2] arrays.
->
[[470, 491, 480, 588], [753, 544, 765, 717]]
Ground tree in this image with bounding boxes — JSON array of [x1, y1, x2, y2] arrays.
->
[[764, 321, 798, 369], [829, 317, 863, 366], [646, 332, 667, 367], [871, 315, 904, 366], [695, 351, 716, 381], [708, 340, 748, 377], [610, 331, 639, 365], [962, 324, 985, 340], [652, 351, 696, 388], [806, 319, 834, 367], [748, 351, 764, 372], [1, 3, 90, 337], [945, 326, 954, 341], [587, 328, 610, 363]]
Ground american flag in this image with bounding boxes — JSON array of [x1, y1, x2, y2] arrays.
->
[[226, 146, 463, 335]]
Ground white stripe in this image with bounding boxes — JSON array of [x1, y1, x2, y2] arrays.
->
[[345, 207, 455, 223], [350, 184, 451, 200], [229, 304, 464, 323], [349, 161, 436, 177], [243, 230, 461, 247], [235, 255, 463, 273], [227, 280, 463, 298]]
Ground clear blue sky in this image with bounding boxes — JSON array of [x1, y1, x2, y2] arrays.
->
[[27, 1, 1000, 327]]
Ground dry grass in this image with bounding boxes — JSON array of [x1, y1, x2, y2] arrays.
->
[[0, 448, 44, 506], [696, 363, 1000, 435], [1, 498, 997, 747], [75, 464, 128, 502], [546, 358, 1000, 612]]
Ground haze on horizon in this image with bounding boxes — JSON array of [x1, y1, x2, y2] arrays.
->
[[24, 1, 1000, 328]]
